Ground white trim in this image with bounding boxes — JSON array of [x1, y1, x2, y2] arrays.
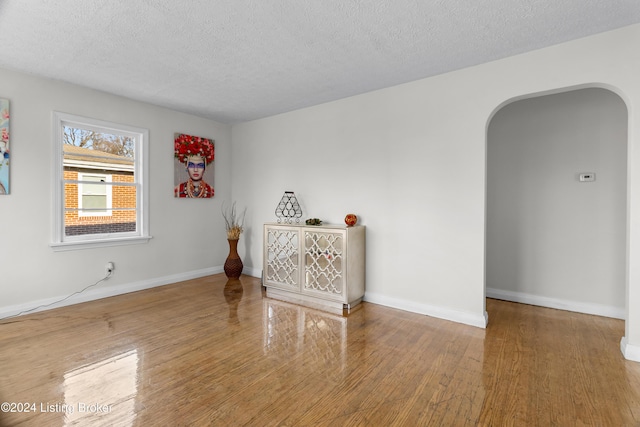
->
[[256, 265, 488, 326], [242, 266, 262, 279], [364, 291, 488, 328], [621, 337, 640, 362], [0, 267, 223, 320], [50, 235, 152, 251], [486, 287, 625, 319]]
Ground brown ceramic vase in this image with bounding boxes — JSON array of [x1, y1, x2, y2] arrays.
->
[[224, 238, 243, 279]]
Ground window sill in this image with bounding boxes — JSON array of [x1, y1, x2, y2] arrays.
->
[[50, 236, 152, 252]]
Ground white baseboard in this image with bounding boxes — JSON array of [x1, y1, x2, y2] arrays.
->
[[621, 337, 640, 362], [0, 266, 224, 320], [241, 267, 262, 280], [486, 287, 625, 319], [364, 292, 488, 328]]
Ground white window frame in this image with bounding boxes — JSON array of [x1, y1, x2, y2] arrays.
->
[[51, 112, 151, 251], [78, 172, 113, 217]]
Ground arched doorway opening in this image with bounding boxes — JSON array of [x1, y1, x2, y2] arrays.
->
[[485, 87, 628, 320]]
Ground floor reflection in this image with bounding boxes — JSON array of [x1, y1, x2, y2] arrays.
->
[[63, 349, 139, 426], [223, 278, 244, 324], [262, 299, 347, 379], [3, 277, 638, 425]]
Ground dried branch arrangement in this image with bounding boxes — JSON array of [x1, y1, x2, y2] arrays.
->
[[222, 201, 246, 240]]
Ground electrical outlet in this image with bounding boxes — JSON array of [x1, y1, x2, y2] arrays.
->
[[579, 173, 596, 182], [106, 262, 115, 276]]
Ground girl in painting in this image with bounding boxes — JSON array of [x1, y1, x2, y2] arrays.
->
[[174, 134, 215, 198]]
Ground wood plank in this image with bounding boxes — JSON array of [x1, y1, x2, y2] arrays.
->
[[0, 274, 639, 426]]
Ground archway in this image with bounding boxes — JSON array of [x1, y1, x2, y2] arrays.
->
[[485, 87, 628, 321]]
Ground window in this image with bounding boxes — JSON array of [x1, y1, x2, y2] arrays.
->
[[52, 112, 150, 250], [78, 173, 112, 217]]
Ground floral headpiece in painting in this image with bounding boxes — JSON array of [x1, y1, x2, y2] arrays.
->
[[174, 133, 215, 165]]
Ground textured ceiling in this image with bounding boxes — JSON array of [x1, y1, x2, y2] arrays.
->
[[0, 1, 638, 123]]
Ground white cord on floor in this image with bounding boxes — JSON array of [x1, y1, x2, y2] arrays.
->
[[0, 270, 112, 321]]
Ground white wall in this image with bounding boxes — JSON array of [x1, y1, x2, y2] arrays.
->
[[486, 88, 627, 318], [231, 23, 640, 349], [0, 68, 232, 316]]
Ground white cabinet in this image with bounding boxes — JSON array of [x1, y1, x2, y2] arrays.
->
[[263, 223, 365, 313]]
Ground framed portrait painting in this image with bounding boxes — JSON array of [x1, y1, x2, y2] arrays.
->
[[173, 133, 215, 198]]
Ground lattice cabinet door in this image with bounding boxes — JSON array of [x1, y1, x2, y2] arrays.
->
[[303, 230, 345, 302], [264, 225, 300, 290]]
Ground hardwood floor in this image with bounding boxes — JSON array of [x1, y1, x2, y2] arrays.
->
[[1, 274, 639, 426]]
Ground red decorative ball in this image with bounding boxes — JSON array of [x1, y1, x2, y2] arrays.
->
[[345, 214, 357, 226]]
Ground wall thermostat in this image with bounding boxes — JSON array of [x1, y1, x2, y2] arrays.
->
[[579, 173, 596, 182]]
